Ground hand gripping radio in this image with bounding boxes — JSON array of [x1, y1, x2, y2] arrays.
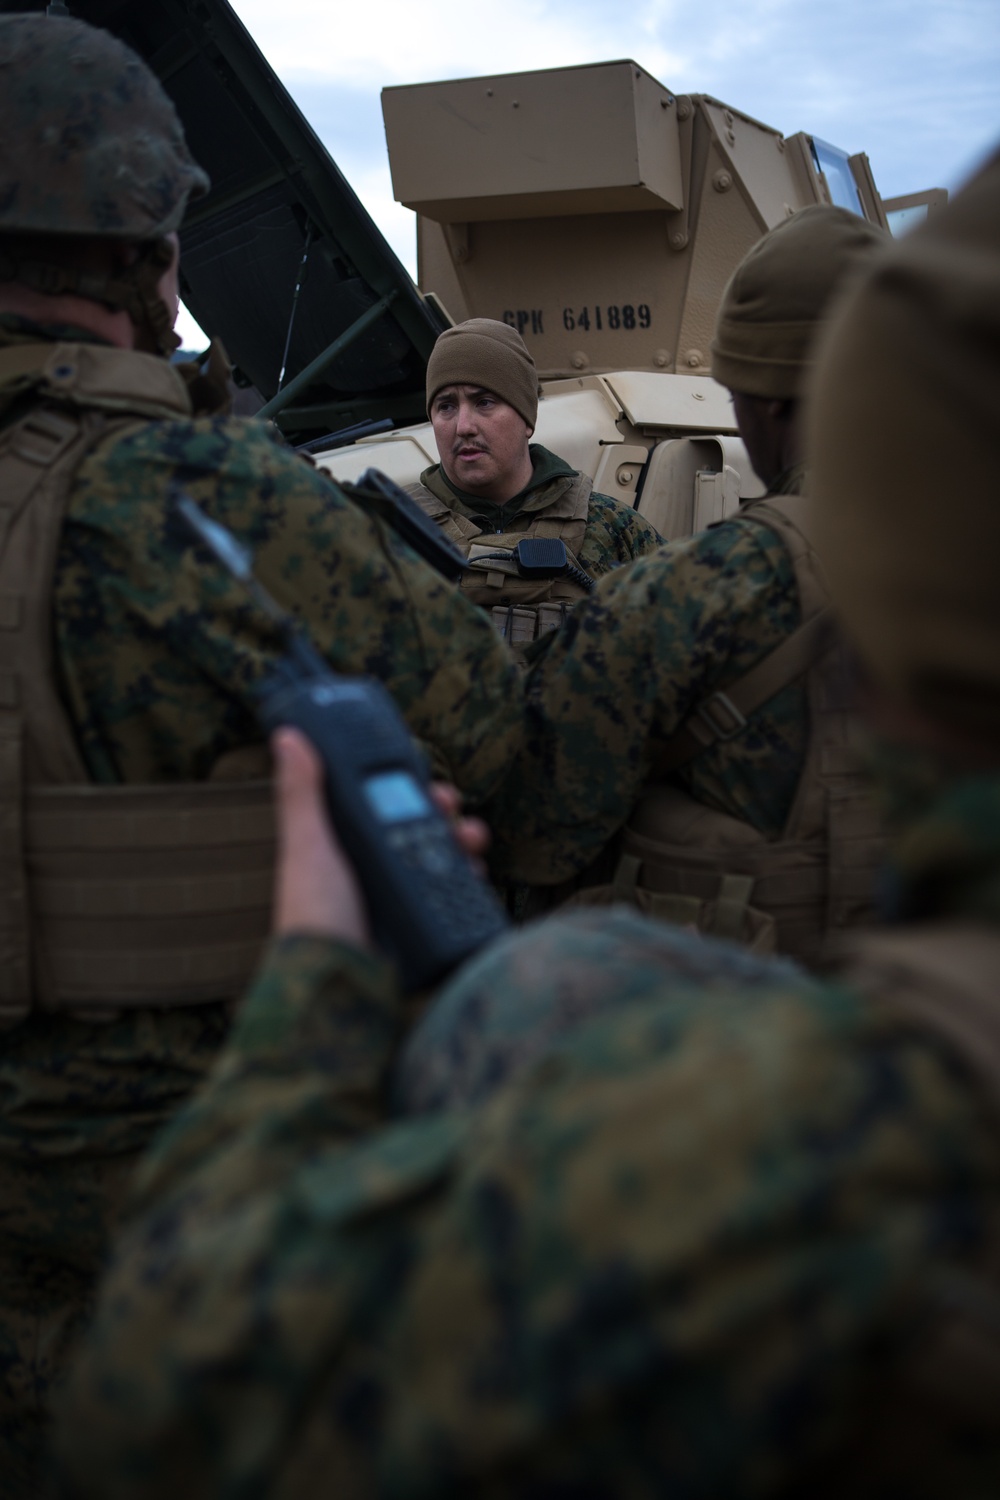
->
[[175, 488, 509, 991]]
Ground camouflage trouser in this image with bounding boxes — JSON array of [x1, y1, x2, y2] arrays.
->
[[0, 1150, 137, 1498]]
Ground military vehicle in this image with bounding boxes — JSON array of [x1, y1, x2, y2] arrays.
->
[[6, 0, 939, 541], [319, 60, 899, 533], [315, 59, 935, 538]]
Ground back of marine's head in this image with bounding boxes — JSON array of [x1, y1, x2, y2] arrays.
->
[[807, 146, 1000, 742], [711, 204, 887, 400], [0, 12, 209, 352]]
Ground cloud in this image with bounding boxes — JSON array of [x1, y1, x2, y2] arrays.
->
[[228, 0, 999, 222], [230, 0, 687, 87]]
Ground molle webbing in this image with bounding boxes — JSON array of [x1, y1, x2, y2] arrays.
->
[[21, 778, 274, 1017], [0, 344, 275, 1019], [407, 475, 593, 644]]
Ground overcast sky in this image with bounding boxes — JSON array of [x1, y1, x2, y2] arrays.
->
[[179, 0, 999, 344]]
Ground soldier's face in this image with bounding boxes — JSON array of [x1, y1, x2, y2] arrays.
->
[[431, 384, 533, 502], [730, 389, 793, 488]]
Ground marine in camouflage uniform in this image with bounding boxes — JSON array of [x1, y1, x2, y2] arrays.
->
[[489, 208, 889, 965], [52, 145, 1000, 1496], [410, 319, 662, 654], [0, 17, 523, 1494], [50, 801, 1000, 1500]]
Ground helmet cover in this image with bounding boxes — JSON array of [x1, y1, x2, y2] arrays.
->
[[0, 13, 209, 239]]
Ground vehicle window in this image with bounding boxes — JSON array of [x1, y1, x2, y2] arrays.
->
[[809, 137, 864, 216]]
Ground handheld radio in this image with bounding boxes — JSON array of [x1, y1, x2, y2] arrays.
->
[[175, 492, 509, 991]]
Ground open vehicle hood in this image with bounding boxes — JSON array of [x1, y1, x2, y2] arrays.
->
[[2, 0, 445, 441]]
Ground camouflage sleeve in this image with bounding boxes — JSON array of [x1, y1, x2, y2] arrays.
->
[[128, 933, 403, 1197], [487, 515, 806, 880], [578, 491, 664, 576], [56, 415, 524, 799], [53, 918, 998, 1499]]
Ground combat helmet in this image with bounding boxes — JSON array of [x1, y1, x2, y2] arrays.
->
[[0, 12, 210, 353]]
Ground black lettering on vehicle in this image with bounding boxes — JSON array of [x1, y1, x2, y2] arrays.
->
[[560, 304, 653, 332], [531, 309, 544, 335]]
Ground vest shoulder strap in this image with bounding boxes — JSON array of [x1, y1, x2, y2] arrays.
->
[[657, 608, 835, 773], [739, 491, 829, 617], [0, 341, 193, 421], [406, 470, 593, 551], [0, 399, 120, 1013], [404, 481, 484, 547], [656, 488, 833, 774], [740, 489, 812, 534], [0, 367, 188, 1018], [522, 470, 590, 551]]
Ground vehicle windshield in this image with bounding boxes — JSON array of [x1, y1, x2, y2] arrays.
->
[[809, 137, 864, 215]]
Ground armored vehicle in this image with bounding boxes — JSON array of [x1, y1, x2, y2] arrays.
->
[[314, 59, 913, 536], [7, 0, 935, 541]]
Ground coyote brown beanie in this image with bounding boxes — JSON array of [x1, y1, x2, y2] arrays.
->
[[711, 205, 887, 399], [426, 318, 540, 428], [807, 146, 1000, 738]]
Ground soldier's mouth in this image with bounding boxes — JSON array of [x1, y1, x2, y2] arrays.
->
[[456, 445, 489, 459]]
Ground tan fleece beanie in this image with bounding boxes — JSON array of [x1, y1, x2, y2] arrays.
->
[[711, 204, 887, 399], [807, 146, 1000, 737], [426, 318, 540, 428]]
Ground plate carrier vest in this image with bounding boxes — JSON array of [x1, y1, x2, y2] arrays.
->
[[406, 472, 594, 650], [567, 494, 886, 967], [0, 341, 275, 1023]]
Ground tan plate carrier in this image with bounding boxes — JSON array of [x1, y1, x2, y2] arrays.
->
[[0, 341, 274, 1023], [568, 495, 885, 967], [407, 473, 593, 649]]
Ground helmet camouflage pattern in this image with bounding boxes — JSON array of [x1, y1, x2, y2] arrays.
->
[[0, 13, 209, 240]]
